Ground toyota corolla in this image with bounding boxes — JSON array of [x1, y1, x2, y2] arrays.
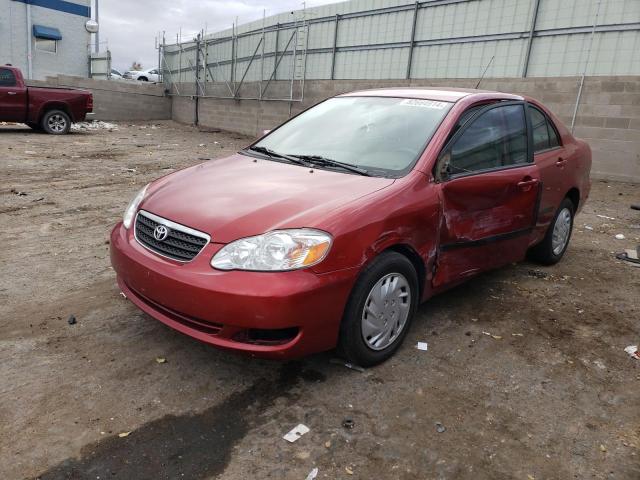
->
[[110, 88, 591, 366]]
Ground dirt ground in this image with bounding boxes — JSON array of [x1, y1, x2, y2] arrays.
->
[[1, 121, 639, 480]]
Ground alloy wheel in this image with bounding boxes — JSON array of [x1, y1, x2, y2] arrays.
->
[[48, 114, 67, 133]]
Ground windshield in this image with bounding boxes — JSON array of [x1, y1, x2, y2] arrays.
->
[[251, 96, 452, 176]]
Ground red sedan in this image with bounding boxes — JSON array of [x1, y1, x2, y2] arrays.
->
[[110, 88, 591, 366]]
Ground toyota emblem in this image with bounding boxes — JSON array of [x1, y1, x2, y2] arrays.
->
[[153, 225, 169, 241]]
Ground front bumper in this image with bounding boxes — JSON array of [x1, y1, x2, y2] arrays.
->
[[110, 222, 358, 359]]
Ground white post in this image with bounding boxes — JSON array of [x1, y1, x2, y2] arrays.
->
[[95, 0, 100, 53], [26, 3, 33, 79]]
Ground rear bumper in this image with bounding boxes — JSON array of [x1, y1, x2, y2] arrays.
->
[[110, 222, 358, 359]]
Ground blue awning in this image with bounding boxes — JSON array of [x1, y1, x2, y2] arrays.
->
[[33, 25, 62, 41]]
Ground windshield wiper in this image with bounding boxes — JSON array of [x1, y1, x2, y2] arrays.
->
[[288, 154, 370, 176], [246, 146, 309, 167]]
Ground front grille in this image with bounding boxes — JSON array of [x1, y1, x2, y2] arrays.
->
[[134, 210, 210, 262]]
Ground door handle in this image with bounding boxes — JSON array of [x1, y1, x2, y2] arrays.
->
[[7, 92, 17, 95], [517, 178, 539, 191], [555, 157, 567, 167]]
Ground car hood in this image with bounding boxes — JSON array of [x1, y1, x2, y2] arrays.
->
[[140, 153, 395, 243]]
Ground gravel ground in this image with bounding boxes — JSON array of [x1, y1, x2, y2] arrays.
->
[[1, 121, 639, 480]]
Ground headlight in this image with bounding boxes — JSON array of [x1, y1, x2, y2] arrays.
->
[[211, 229, 332, 271], [123, 184, 148, 229]]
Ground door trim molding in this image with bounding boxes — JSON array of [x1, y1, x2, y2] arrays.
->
[[440, 226, 533, 251]]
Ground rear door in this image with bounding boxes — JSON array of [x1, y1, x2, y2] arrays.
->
[[0, 68, 27, 122], [527, 104, 566, 229], [433, 102, 541, 288]]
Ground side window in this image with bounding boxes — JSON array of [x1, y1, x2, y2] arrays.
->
[[448, 104, 528, 175], [530, 106, 560, 152], [548, 119, 560, 148], [0, 68, 16, 87]]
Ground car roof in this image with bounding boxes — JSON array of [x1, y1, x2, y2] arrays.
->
[[338, 87, 522, 103]]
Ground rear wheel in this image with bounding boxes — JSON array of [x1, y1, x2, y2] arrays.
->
[[528, 197, 574, 265], [338, 252, 418, 367], [41, 110, 71, 135]]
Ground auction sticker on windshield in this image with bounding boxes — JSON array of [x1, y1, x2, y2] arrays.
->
[[400, 99, 449, 109]]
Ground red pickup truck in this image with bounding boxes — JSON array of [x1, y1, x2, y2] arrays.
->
[[0, 66, 93, 135]]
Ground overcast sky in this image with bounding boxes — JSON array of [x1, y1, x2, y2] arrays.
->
[[98, 0, 340, 72]]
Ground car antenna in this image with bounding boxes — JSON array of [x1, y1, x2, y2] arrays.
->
[[475, 55, 495, 89]]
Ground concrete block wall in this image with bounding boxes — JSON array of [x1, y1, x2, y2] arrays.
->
[[27, 76, 172, 122], [172, 76, 640, 182]]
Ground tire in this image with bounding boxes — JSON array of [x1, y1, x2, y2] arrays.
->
[[41, 110, 71, 135], [528, 197, 575, 265], [338, 251, 419, 367], [138, 77, 148, 82]]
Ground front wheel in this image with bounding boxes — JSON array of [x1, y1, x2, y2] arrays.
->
[[338, 251, 418, 367], [41, 110, 71, 135], [528, 198, 574, 265]]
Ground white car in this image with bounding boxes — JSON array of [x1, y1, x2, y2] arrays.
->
[[109, 69, 123, 80], [123, 68, 160, 82]]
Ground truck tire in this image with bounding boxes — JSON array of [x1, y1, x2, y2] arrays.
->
[[41, 110, 71, 135], [138, 77, 148, 82]]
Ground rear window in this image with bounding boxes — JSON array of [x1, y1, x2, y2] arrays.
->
[[0, 68, 16, 87]]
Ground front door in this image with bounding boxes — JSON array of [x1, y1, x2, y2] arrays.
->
[[0, 68, 26, 122], [433, 102, 540, 288]]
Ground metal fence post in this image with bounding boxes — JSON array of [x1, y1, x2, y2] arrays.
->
[[522, 0, 541, 78], [231, 23, 236, 88], [177, 32, 182, 86], [330, 14, 339, 80], [571, 0, 602, 133], [274, 23, 280, 81], [406, 1, 419, 80], [195, 33, 201, 125], [260, 10, 266, 99]]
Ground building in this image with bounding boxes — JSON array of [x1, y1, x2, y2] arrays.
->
[[0, 0, 92, 80]]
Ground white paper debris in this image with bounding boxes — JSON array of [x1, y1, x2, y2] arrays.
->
[[596, 214, 615, 220], [283, 424, 310, 442], [615, 234, 625, 240], [624, 345, 639, 359], [416, 342, 428, 351], [305, 467, 319, 480]]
